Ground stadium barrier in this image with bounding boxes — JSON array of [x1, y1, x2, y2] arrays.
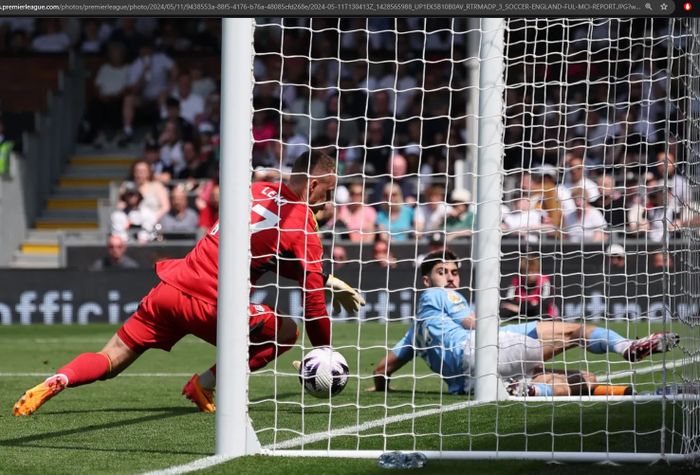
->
[[1, 241, 686, 325]]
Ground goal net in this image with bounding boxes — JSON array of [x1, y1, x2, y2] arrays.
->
[[225, 17, 700, 463]]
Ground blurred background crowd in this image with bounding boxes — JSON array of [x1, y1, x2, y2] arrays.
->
[[1, 17, 696, 264]]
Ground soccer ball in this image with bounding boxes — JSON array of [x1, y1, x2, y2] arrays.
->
[[297, 348, 349, 398]]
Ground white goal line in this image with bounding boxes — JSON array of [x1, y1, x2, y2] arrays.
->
[[596, 358, 691, 382]]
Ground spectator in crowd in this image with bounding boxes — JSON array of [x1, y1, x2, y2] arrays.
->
[[190, 63, 217, 99], [605, 243, 627, 273], [363, 120, 392, 178], [502, 196, 551, 240], [196, 177, 219, 233], [314, 201, 340, 239], [121, 41, 177, 145], [127, 159, 170, 223], [141, 138, 168, 180], [111, 182, 158, 243], [157, 120, 185, 178], [415, 185, 449, 235], [154, 97, 195, 142], [376, 182, 415, 242], [82, 42, 130, 146], [281, 115, 309, 172], [331, 245, 348, 271], [335, 181, 377, 243], [595, 174, 627, 230], [652, 151, 692, 207], [645, 185, 682, 243], [445, 189, 475, 240], [501, 252, 559, 321], [401, 143, 421, 176], [158, 184, 200, 235], [252, 111, 278, 167], [109, 17, 145, 61], [650, 250, 674, 272], [165, 71, 205, 125], [563, 187, 608, 243], [31, 18, 71, 52], [175, 140, 210, 181], [563, 152, 601, 203], [372, 238, 397, 269], [387, 153, 418, 203], [525, 168, 565, 238], [80, 19, 105, 53], [90, 234, 140, 271]]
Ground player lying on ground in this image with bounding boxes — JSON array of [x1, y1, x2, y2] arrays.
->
[[13, 151, 364, 416], [370, 249, 679, 397]]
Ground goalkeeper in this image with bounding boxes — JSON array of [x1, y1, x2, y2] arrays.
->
[[371, 249, 679, 397], [13, 151, 365, 416]]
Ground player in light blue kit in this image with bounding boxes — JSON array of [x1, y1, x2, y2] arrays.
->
[[371, 249, 680, 397]]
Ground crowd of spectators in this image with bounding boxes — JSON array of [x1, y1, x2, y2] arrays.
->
[[12, 18, 695, 248]]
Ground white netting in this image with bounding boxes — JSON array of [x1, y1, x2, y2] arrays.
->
[[243, 17, 700, 462]]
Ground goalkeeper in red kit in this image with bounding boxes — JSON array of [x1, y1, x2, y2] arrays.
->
[[13, 151, 364, 416]]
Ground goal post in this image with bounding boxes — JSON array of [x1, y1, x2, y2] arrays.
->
[[219, 16, 700, 464], [217, 17, 261, 457], [473, 17, 507, 403]]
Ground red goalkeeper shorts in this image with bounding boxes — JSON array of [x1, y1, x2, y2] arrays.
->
[[117, 281, 277, 353]]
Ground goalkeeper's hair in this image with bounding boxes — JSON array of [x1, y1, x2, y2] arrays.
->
[[420, 249, 460, 276], [291, 150, 336, 179]]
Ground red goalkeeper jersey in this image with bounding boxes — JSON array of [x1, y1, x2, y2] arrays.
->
[[155, 181, 330, 346]]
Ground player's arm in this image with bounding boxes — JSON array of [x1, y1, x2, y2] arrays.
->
[[461, 312, 476, 329], [300, 269, 332, 347], [370, 351, 410, 392], [291, 232, 333, 347]]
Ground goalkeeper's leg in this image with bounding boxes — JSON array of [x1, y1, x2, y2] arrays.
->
[[14, 281, 207, 416], [184, 308, 298, 412], [13, 333, 140, 416]]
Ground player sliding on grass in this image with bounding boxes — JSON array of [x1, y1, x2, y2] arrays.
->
[[371, 249, 679, 397], [13, 151, 364, 416]]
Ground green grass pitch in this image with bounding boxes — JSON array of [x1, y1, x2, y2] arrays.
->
[[0, 322, 693, 474]]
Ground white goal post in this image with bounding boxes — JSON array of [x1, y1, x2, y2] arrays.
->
[[217, 17, 700, 464]]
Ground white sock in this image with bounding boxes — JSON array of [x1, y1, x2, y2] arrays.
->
[[613, 340, 631, 355], [50, 373, 69, 387]]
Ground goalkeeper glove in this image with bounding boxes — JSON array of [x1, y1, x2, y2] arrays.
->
[[325, 274, 366, 314]]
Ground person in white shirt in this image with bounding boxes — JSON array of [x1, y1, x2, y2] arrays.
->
[[84, 42, 130, 144], [654, 151, 693, 208], [414, 185, 449, 235], [120, 42, 177, 145], [31, 18, 71, 52], [563, 187, 608, 243], [563, 153, 601, 204], [502, 197, 552, 241], [164, 72, 205, 125]]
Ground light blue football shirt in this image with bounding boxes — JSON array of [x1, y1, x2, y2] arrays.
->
[[391, 287, 473, 394]]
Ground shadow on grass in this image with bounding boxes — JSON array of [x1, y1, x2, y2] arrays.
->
[[7, 442, 210, 456], [1, 406, 199, 451]]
